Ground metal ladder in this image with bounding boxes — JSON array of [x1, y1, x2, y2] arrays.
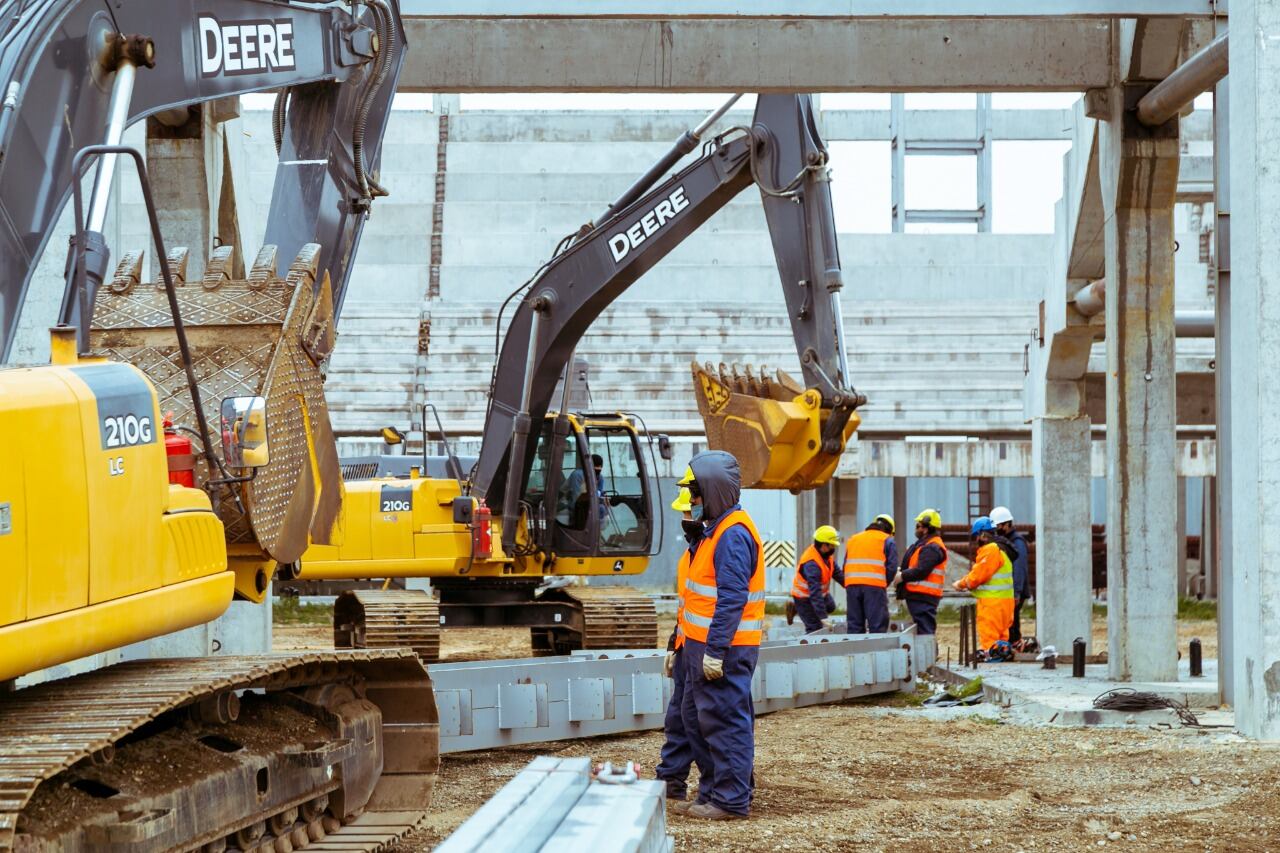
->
[[890, 93, 993, 232]]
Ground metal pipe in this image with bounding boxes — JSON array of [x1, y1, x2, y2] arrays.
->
[[1072, 279, 1215, 337], [86, 60, 137, 232], [590, 93, 743, 228], [1136, 31, 1228, 127], [1072, 279, 1106, 317], [1176, 310, 1215, 338]]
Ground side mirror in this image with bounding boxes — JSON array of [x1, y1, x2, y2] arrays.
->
[[657, 434, 673, 461], [220, 396, 270, 469], [381, 426, 405, 446]]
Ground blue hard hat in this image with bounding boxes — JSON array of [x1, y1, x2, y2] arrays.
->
[[970, 516, 995, 537]]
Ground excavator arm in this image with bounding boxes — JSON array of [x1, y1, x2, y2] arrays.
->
[[0, 0, 405, 358], [472, 94, 865, 550]]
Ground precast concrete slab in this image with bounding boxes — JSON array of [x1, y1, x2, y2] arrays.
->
[[933, 659, 1230, 729]]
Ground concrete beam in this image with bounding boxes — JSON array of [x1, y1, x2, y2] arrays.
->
[[1099, 84, 1181, 683], [406, 1, 1222, 17], [402, 18, 1119, 92], [846, 438, 1216, 478]]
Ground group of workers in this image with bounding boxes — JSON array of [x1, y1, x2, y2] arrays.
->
[[653, 451, 1031, 819], [788, 505, 1029, 653]]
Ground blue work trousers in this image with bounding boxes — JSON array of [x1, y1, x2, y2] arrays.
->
[[845, 585, 890, 634], [680, 639, 759, 816], [656, 647, 698, 798], [906, 597, 939, 636], [792, 596, 824, 633]]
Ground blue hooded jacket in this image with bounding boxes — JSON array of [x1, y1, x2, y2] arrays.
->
[[689, 451, 758, 660]]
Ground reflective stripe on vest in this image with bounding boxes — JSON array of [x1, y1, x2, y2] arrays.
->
[[843, 529, 890, 588], [791, 544, 836, 599], [675, 549, 691, 648], [971, 542, 1015, 600], [679, 510, 767, 647], [904, 535, 948, 598]]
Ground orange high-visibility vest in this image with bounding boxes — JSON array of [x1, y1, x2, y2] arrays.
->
[[842, 529, 891, 588], [791, 544, 836, 599], [674, 548, 692, 649], [679, 510, 766, 647], [904, 534, 948, 598]]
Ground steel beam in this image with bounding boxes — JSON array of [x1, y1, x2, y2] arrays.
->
[[400, 18, 1118, 92], [436, 756, 673, 853], [405, 2, 1222, 18], [428, 632, 915, 754]]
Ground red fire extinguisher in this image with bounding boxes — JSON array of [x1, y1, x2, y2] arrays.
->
[[164, 413, 196, 487]]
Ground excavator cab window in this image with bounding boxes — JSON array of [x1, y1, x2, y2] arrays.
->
[[584, 426, 652, 555]]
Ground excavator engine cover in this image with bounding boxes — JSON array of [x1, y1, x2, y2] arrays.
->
[[693, 361, 858, 491], [89, 243, 342, 565]]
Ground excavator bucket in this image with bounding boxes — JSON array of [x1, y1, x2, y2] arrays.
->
[[89, 243, 343, 570], [692, 361, 859, 491]]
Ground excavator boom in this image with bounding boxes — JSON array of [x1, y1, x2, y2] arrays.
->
[[473, 94, 863, 548]]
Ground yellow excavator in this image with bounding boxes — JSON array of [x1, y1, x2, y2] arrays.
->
[[291, 93, 866, 660], [0, 1, 439, 848]]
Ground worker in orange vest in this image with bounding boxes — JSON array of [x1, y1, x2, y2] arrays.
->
[[954, 516, 1017, 652], [894, 509, 948, 636], [789, 525, 841, 632], [657, 486, 710, 805], [841, 514, 898, 633], [677, 452, 765, 820]]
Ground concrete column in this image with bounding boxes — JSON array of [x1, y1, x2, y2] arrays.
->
[[814, 481, 833, 528], [145, 99, 242, 281], [1098, 85, 1180, 683], [1033, 415, 1095, 654], [796, 490, 816, 561], [1229, 0, 1280, 738], [1214, 72, 1234, 703], [1177, 477, 1189, 598], [892, 477, 908, 558], [831, 476, 859, 538], [1202, 476, 1216, 600]]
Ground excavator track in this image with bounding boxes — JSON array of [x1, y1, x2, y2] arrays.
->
[[534, 587, 659, 653], [1, 651, 438, 852], [335, 590, 442, 663]]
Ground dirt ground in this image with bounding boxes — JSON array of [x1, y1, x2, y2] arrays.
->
[[398, 700, 1280, 853], [277, 613, 1264, 852]]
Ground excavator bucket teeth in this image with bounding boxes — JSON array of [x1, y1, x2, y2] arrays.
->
[[691, 361, 859, 491], [89, 244, 343, 565]]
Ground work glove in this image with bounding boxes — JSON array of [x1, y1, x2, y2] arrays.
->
[[664, 651, 676, 678], [702, 655, 725, 681]]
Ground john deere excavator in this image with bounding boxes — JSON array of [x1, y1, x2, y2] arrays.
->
[[294, 93, 867, 661], [0, 1, 440, 849]]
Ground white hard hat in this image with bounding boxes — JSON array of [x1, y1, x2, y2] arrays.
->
[[990, 506, 1014, 525]]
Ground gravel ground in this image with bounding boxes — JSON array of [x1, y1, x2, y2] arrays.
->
[[277, 614, 1266, 852]]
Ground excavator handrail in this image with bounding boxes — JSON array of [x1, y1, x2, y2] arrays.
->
[[66, 143, 220, 479]]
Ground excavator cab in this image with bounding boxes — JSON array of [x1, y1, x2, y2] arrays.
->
[[525, 412, 656, 561]]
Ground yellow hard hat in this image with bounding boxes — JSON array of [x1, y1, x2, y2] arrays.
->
[[915, 508, 942, 529], [874, 513, 895, 533], [813, 525, 840, 546], [671, 487, 693, 513], [677, 466, 696, 486]]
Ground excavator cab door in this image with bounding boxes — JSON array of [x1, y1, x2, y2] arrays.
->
[[526, 414, 654, 559]]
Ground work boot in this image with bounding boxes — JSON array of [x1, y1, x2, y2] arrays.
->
[[686, 802, 746, 820], [669, 798, 694, 814]]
